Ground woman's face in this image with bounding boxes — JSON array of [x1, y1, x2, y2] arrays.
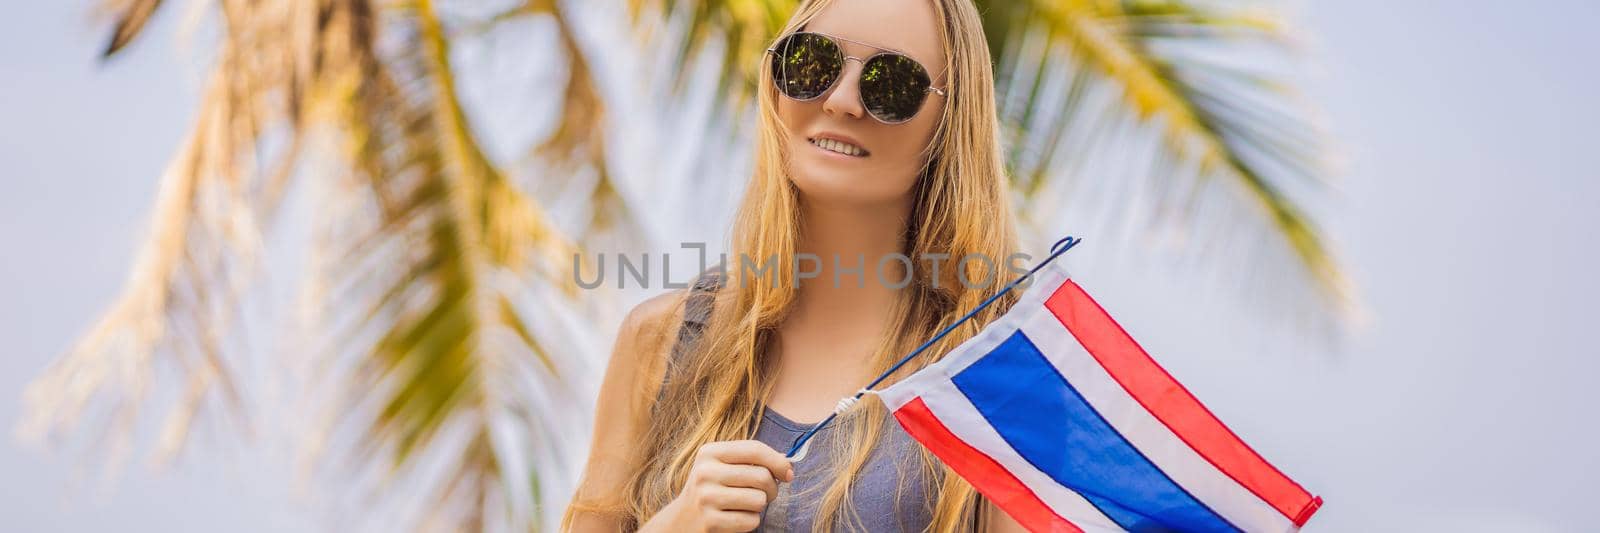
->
[[777, 0, 948, 208]]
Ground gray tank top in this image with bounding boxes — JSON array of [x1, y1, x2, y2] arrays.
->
[[668, 271, 937, 532]]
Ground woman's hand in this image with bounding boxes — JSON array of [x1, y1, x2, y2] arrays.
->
[[642, 440, 795, 533]]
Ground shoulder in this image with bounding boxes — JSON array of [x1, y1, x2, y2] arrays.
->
[[568, 289, 693, 526], [606, 268, 726, 402], [620, 289, 689, 341], [582, 288, 694, 462], [609, 288, 692, 394], [622, 268, 724, 338]]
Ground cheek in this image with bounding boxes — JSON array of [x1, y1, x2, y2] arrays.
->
[[877, 114, 942, 183], [775, 98, 816, 158], [776, 96, 816, 135]]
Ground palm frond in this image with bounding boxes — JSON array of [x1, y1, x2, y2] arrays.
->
[[988, 0, 1358, 335], [21, 0, 307, 469], [296, 0, 585, 529], [455, 0, 667, 252], [628, 0, 795, 124], [25, 0, 590, 530], [99, 0, 163, 56]]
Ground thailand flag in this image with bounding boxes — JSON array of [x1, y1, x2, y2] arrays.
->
[[877, 261, 1323, 532]]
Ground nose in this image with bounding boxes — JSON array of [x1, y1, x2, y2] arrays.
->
[[822, 57, 866, 120]]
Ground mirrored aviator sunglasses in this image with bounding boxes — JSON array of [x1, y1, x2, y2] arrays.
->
[[765, 31, 945, 124]]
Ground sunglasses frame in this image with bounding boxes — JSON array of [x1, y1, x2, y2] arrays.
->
[[763, 30, 947, 124]]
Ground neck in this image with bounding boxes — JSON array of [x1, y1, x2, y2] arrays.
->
[[774, 194, 915, 372], [763, 195, 914, 415], [788, 196, 912, 334]]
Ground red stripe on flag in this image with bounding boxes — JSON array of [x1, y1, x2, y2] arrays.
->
[[893, 398, 1082, 533], [1044, 279, 1321, 526]]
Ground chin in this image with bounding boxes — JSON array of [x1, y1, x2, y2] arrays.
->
[[789, 169, 910, 208]]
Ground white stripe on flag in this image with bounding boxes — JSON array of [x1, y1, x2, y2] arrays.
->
[[919, 379, 1126, 532], [1019, 310, 1298, 533]]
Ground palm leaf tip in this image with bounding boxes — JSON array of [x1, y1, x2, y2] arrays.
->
[[100, 0, 164, 58]]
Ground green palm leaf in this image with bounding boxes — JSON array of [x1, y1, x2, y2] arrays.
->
[[996, 0, 1355, 328]]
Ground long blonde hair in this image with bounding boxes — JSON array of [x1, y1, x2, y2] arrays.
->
[[625, 0, 1018, 530]]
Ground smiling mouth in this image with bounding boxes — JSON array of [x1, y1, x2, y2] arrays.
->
[[808, 137, 869, 157]]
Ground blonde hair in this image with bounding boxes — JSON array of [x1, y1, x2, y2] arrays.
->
[[622, 0, 1018, 530]]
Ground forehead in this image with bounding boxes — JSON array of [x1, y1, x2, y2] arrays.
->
[[802, 0, 945, 73]]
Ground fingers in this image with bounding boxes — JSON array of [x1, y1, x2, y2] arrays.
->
[[698, 440, 795, 482], [714, 463, 780, 504], [708, 510, 761, 533], [703, 486, 769, 513], [681, 440, 793, 532]]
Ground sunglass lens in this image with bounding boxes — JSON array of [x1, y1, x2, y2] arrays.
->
[[770, 33, 842, 100], [860, 54, 932, 123]]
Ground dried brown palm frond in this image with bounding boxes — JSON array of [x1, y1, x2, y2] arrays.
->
[[24, 0, 591, 530], [24, 0, 309, 471]]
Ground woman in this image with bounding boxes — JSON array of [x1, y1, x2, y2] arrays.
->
[[564, 0, 1028, 530]]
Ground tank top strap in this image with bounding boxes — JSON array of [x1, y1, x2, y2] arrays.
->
[[682, 268, 724, 326], [658, 268, 726, 404]]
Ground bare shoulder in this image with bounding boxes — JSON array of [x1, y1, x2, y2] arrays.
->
[[565, 288, 692, 528], [622, 288, 689, 338], [614, 289, 690, 380], [599, 287, 700, 433]]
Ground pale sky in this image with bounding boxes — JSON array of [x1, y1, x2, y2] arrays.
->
[[3, 1, 1597, 531]]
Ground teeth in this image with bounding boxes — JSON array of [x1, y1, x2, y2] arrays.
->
[[811, 137, 865, 157]]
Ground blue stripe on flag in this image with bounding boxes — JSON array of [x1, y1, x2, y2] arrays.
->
[[950, 331, 1240, 533]]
